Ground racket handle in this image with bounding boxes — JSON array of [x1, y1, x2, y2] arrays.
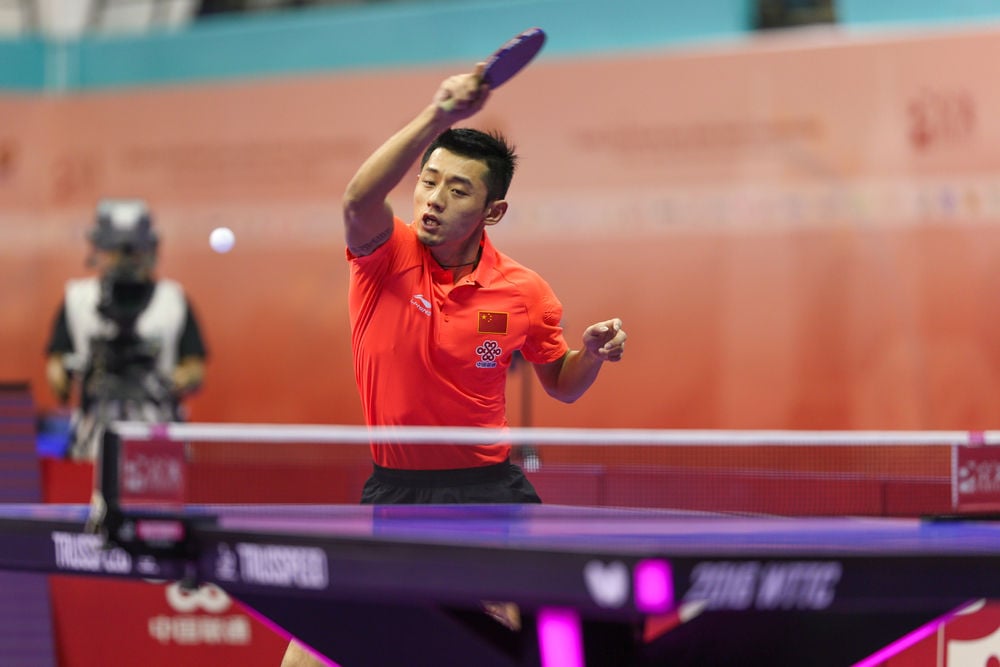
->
[[437, 72, 485, 113]]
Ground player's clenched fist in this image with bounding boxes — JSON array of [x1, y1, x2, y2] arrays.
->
[[435, 63, 490, 114], [582, 319, 626, 362]]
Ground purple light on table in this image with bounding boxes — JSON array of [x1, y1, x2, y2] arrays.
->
[[538, 607, 584, 667], [634, 559, 673, 613]]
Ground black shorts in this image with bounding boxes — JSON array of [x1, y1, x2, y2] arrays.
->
[[360, 459, 542, 504]]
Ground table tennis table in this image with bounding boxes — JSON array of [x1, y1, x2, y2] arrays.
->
[[2, 500, 1000, 666]]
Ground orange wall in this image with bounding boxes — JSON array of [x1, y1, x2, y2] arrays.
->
[[4, 27, 1000, 430]]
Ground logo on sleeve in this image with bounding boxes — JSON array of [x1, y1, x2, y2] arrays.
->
[[478, 311, 508, 335], [475, 340, 502, 368]]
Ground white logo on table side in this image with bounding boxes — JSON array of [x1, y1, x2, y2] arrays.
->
[[51, 532, 132, 574], [582, 558, 842, 611], [584, 560, 631, 608], [685, 561, 842, 610], [215, 542, 328, 590]]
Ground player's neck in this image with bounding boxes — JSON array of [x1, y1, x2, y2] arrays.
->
[[433, 243, 482, 274]]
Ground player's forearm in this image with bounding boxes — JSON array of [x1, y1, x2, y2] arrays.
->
[[545, 349, 604, 404], [343, 104, 449, 224]]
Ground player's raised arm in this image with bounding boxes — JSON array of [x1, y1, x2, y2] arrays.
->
[[342, 65, 489, 257]]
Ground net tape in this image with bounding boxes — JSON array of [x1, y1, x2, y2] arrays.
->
[[110, 422, 995, 447]]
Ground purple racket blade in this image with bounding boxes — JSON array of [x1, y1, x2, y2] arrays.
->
[[482, 27, 546, 89]]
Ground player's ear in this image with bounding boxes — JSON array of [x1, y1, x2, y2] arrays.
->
[[483, 200, 507, 226]]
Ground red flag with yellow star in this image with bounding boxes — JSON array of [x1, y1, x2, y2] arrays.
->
[[478, 311, 509, 335]]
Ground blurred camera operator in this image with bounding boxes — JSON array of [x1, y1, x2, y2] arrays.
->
[[44, 199, 207, 461]]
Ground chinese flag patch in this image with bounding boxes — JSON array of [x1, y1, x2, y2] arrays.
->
[[478, 311, 509, 335]]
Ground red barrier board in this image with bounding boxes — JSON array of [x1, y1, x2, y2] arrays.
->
[[48, 577, 290, 667]]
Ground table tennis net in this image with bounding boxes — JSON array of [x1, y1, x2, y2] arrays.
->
[[104, 423, 1000, 517]]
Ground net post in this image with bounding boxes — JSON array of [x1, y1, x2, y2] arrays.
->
[[98, 427, 121, 510], [85, 428, 122, 536], [92, 423, 207, 585]]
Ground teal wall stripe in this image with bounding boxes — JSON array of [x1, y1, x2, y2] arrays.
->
[[0, 38, 46, 91], [838, 0, 1000, 27], [5, 0, 754, 91], [4, 0, 1000, 92]]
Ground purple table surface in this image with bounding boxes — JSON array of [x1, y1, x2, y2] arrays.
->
[[3, 502, 999, 557]]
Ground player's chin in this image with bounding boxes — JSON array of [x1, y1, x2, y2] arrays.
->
[[416, 228, 444, 246]]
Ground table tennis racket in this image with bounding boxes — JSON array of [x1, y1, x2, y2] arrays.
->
[[439, 27, 547, 111]]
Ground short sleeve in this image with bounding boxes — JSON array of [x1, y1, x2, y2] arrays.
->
[[520, 285, 569, 365]]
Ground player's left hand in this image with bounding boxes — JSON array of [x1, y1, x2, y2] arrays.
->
[[582, 318, 626, 362]]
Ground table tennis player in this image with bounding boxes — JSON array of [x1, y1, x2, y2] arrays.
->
[[279, 62, 627, 666], [344, 61, 626, 503]]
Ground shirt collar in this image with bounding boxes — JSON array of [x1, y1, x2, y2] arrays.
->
[[470, 231, 498, 286], [424, 231, 498, 287]]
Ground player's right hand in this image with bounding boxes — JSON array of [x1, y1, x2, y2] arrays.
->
[[435, 63, 490, 116]]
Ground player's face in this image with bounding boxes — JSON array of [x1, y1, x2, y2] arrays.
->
[[413, 148, 496, 258]]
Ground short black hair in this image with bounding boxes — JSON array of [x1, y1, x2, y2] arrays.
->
[[420, 128, 518, 202]]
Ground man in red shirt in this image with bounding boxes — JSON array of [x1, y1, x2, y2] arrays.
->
[[345, 61, 626, 504], [280, 62, 628, 667]]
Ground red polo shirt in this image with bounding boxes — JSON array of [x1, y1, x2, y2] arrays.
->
[[347, 218, 568, 469]]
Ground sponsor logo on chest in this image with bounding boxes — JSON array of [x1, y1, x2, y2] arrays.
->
[[475, 311, 508, 368], [476, 340, 502, 368], [410, 294, 432, 316]]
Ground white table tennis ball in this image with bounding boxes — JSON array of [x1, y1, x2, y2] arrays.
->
[[209, 227, 235, 253]]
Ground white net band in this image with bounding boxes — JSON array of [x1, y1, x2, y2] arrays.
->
[[109, 421, 996, 447]]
